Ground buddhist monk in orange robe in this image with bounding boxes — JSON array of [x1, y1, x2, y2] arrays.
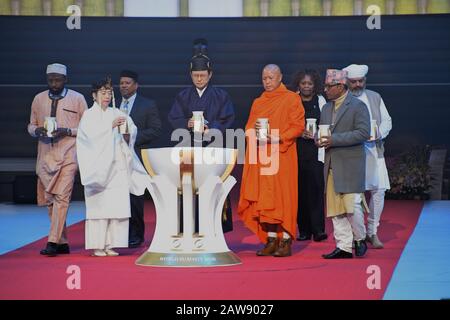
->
[[238, 64, 305, 257]]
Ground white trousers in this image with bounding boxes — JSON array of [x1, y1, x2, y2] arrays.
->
[[85, 218, 129, 250], [332, 215, 353, 253], [367, 189, 386, 236], [332, 194, 366, 253]]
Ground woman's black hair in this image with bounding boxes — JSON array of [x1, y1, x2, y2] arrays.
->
[[91, 76, 113, 95], [289, 69, 323, 96]]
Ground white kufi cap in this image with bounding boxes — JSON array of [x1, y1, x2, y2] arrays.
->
[[46, 63, 67, 76]]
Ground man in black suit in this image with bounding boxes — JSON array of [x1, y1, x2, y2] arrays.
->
[[119, 70, 162, 248]]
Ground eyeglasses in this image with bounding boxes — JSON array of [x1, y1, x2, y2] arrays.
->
[[324, 84, 341, 90]]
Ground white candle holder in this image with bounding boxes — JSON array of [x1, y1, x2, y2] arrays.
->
[[306, 118, 317, 135], [44, 117, 57, 137], [192, 111, 205, 133], [318, 124, 331, 143], [256, 118, 269, 140], [370, 120, 378, 141]]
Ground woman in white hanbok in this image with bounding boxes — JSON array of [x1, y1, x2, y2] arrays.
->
[[76, 78, 148, 257]]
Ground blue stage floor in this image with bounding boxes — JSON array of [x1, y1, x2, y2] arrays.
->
[[0, 202, 85, 255], [384, 201, 450, 300]]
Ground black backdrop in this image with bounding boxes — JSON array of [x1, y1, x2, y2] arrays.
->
[[1, 14, 449, 158]]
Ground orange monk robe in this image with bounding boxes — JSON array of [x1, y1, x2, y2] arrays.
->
[[238, 83, 305, 243]]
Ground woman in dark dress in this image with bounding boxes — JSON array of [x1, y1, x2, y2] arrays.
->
[[290, 69, 328, 242]]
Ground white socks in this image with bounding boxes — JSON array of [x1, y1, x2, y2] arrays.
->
[[268, 232, 277, 238], [268, 232, 290, 239]]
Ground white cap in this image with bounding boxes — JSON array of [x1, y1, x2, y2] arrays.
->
[[343, 64, 368, 79], [46, 63, 67, 76]]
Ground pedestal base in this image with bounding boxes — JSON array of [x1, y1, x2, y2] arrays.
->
[[135, 251, 242, 267]]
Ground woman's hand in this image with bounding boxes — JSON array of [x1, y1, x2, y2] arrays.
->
[[112, 116, 126, 129], [302, 130, 314, 140]]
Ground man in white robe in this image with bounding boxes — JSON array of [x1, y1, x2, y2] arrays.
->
[[343, 64, 392, 249], [76, 79, 149, 256]]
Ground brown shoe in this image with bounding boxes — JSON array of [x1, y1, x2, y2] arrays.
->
[[256, 237, 278, 256], [273, 238, 292, 257], [366, 234, 384, 249]]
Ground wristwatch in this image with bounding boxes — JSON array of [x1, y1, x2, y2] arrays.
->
[[67, 128, 72, 136]]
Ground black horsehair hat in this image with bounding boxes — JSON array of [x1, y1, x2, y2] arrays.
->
[[190, 38, 211, 72]]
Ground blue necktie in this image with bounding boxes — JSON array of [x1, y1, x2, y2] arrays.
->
[[121, 100, 129, 115]]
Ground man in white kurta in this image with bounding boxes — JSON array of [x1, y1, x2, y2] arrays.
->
[[343, 64, 392, 249], [77, 99, 149, 256]]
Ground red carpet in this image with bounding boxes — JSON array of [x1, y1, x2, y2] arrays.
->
[[0, 197, 423, 300]]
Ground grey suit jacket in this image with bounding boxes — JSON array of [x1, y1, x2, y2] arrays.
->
[[320, 92, 370, 194]]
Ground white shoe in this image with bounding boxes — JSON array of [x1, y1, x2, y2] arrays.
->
[[92, 249, 107, 257], [105, 248, 119, 256]]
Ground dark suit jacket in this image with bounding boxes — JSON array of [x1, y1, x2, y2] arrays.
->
[[119, 94, 162, 160]]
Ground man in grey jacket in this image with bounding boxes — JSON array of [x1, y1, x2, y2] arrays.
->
[[318, 69, 370, 259]]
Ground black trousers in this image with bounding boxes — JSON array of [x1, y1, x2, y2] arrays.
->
[[297, 159, 325, 237], [129, 193, 145, 242]]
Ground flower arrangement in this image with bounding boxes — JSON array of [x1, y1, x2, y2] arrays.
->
[[385, 145, 432, 200]]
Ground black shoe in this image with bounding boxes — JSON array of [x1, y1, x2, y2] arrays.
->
[[313, 233, 328, 242], [296, 234, 311, 241], [56, 243, 70, 254], [128, 239, 143, 248], [354, 240, 368, 257], [40, 242, 58, 257], [322, 248, 353, 259]]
